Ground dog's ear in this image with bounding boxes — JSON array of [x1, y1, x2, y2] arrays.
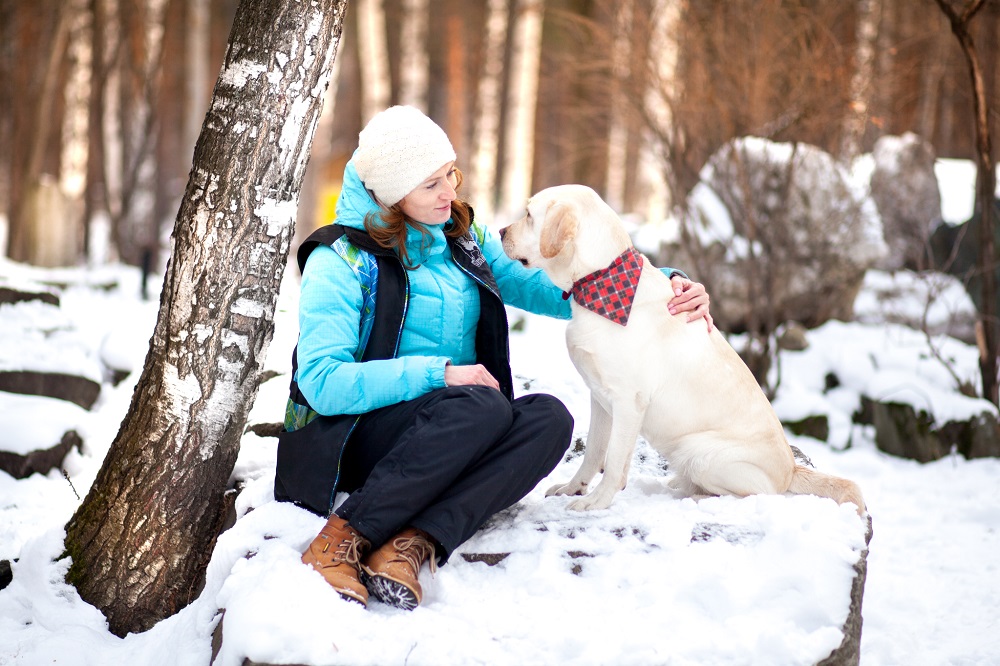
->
[[539, 202, 578, 259]]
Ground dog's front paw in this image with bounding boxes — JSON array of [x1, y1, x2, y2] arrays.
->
[[546, 481, 587, 497], [566, 493, 613, 511]]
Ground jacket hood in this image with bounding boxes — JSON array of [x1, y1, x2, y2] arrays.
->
[[335, 157, 382, 232], [336, 154, 450, 264]]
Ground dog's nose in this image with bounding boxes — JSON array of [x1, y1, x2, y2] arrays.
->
[[498, 226, 507, 240]]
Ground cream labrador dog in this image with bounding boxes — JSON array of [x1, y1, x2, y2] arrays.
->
[[501, 184, 865, 514]]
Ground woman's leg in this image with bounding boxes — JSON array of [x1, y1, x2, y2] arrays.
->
[[336, 386, 572, 559]]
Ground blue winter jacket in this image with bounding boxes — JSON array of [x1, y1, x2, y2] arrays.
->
[[294, 159, 571, 417]]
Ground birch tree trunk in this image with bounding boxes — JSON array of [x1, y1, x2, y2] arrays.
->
[[99, 0, 123, 236], [840, 0, 881, 162], [63, 0, 348, 637], [60, 0, 91, 205], [640, 0, 681, 225], [500, 0, 543, 221], [605, 0, 634, 213], [10, 2, 70, 266], [917, 22, 949, 141], [398, 0, 429, 111], [357, 0, 391, 122], [113, 0, 168, 267], [184, 0, 211, 154], [470, 0, 509, 225]]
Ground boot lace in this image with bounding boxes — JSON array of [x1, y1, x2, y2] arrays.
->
[[319, 527, 369, 567], [392, 533, 438, 575]]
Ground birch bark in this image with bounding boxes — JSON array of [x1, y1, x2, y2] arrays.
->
[[840, 0, 881, 161], [112, 0, 168, 266], [640, 0, 680, 225], [357, 0, 391, 121], [500, 0, 543, 221], [470, 0, 509, 225], [605, 0, 634, 213], [399, 0, 429, 110], [184, 0, 211, 153]]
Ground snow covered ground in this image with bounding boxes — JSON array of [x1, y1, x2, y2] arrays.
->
[[1, 159, 999, 665]]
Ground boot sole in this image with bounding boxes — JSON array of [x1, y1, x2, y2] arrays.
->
[[364, 573, 419, 611]]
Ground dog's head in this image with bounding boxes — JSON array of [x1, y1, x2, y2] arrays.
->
[[500, 184, 632, 289]]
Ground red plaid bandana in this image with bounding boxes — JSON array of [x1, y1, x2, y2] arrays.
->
[[562, 247, 643, 326]]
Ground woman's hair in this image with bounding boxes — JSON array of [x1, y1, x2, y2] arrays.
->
[[363, 167, 472, 269]]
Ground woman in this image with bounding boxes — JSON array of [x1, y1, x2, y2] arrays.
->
[[275, 105, 711, 610]]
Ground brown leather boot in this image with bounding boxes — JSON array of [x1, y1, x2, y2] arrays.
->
[[301, 516, 371, 606], [362, 527, 437, 610]]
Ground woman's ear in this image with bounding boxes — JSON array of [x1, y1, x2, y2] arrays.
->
[[539, 202, 578, 259]]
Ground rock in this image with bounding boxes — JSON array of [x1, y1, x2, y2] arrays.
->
[[663, 137, 886, 333], [870, 400, 946, 462], [817, 515, 874, 666], [0, 285, 59, 307], [868, 132, 942, 271], [460, 552, 509, 566], [0, 370, 101, 410], [210, 494, 870, 666], [0, 430, 82, 479], [784, 414, 831, 443], [864, 396, 1000, 461], [690, 515, 872, 666], [0, 559, 12, 591], [777, 321, 810, 351]]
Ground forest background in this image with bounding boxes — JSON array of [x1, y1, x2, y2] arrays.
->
[[3, 0, 999, 270]]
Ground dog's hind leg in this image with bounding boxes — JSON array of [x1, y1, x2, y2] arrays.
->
[[567, 403, 644, 511], [690, 460, 784, 499], [547, 395, 611, 498]]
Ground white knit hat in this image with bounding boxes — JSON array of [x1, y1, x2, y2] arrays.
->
[[353, 105, 457, 206]]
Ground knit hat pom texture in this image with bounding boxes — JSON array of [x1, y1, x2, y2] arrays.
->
[[353, 105, 457, 206]]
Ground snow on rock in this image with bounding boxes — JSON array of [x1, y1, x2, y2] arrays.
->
[[658, 136, 887, 333]]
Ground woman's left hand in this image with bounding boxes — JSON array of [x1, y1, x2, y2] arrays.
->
[[668, 276, 714, 332]]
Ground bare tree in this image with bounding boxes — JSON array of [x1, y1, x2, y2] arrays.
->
[[183, 0, 211, 153], [840, 0, 882, 162], [604, 0, 634, 213], [469, 0, 510, 225], [7, 1, 72, 266], [500, 0, 544, 221], [398, 0, 429, 110], [357, 0, 391, 121], [112, 0, 168, 267], [933, 0, 998, 405], [63, 0, 348, 637]]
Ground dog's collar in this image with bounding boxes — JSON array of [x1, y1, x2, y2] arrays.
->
[[562, 247, 643, 326]]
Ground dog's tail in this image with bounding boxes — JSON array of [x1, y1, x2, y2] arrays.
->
[[787, 465, 866, 515]]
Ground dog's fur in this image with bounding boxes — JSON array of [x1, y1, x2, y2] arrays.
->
[[501, 184, 865, 514]]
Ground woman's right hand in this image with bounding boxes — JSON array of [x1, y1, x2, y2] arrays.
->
[[445, 363, 500, 390]]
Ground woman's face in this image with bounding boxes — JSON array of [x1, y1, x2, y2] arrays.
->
[[398, 161, 458, 225]]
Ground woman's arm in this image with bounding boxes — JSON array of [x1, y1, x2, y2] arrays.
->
[[477, 221, 712, 327], [477, 221, 571, 318], [295, 246, 449, 415]]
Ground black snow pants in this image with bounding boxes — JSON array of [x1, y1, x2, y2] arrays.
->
[[333, 385, 573, 563]]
